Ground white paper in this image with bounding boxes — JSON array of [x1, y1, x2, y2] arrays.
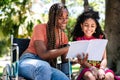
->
[[66, 39, 108, 61]]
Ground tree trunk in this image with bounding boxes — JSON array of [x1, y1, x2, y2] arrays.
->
[[61, 0, 65, 4], [105, 0, 120, 75]]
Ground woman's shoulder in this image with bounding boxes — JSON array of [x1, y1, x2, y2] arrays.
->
[[34, 23, 47, 28], [32, 24, 47, 35], [33, 23, 47, 31]]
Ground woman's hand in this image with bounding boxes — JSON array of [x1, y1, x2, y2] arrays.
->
[[98, 68, 105, 80]]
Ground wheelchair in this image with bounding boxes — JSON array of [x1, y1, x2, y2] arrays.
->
[[2, 35, 79, 80], [2, 35, 30, 80]]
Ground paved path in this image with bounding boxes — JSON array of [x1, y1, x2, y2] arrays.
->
[[0, 56, 10, 79], [0, 56, 10, 67]]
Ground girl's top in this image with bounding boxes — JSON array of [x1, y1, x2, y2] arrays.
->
[[76, 36, 117, 80], [75, 35, 103, 68]]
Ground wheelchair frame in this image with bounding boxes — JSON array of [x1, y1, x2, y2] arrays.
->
[[2, 35, 29, 80]]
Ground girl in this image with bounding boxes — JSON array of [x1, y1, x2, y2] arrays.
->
[[71, 9, 115, 80]]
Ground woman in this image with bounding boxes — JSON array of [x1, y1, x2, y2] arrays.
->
[[19, 3, 70, 80]]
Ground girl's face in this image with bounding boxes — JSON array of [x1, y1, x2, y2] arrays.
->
[[81, 18, 97, 38], [56, 9, 68, 30]]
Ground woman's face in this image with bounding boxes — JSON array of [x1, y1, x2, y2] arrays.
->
[[81, 18, 97, 38], [56, 9, 68, 30]]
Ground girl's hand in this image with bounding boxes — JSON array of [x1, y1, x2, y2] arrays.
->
[[89, 66, 98, 79], [77, 53, 90, 67], [98, 68, 105, 80]]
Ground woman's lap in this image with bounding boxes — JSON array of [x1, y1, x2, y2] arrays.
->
[[19, 53, 69, 80], [19, 54, 52, 80], [51, 68, 69, 80]]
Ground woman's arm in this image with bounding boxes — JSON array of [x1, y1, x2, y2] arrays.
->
[[34, 40, 69, 60]]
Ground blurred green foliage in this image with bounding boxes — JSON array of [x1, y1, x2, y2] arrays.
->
[[0, 0, 105, 56]]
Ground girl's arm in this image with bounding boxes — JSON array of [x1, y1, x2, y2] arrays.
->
[[100, 50, 107, 69], [97, 50, 107, 80], [77, 53, 92, 68]]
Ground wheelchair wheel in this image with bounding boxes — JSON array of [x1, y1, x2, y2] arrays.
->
[[2, 64, 12, 80]]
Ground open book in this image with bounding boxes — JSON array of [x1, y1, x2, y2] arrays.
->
[[66, 39, 108, 61]]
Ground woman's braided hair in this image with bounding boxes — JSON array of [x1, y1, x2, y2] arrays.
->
[[46, 3, 68, 67], [47, 3, 68, 50]]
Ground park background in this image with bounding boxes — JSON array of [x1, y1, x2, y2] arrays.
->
[[0, 0, 120, 78]]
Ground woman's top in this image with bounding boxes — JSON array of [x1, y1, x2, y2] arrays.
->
[[26, 24, 68, 55]]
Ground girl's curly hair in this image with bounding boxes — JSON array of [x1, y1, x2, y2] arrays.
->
[[71, 9, 105, 41]]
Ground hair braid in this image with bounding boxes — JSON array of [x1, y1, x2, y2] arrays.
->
[[47, 4, 57, 50], [47, 3, 68, 50], [46, 3, 68, 67]]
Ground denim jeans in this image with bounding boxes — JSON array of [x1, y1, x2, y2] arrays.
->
[[19, 53, 69, 80]]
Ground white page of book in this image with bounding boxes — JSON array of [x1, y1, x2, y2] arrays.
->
[[67, 40, 89, 58], [86, 39, 108, 61], [66, 39, 108, 61]]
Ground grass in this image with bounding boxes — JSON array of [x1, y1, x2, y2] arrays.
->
[[0, 55, 10, 78], [0, 66, 3, 77], [72, 64, 80, 73], [0, 56, 3, 77]]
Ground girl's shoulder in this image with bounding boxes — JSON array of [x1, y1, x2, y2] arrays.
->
[[99, 35, 105, 39], [76, 37, 83, 41], [75, 36, 97, 40]]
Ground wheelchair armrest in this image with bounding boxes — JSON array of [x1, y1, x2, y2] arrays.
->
[[12, 43, 18, 51], [11, 43, 19, 63]]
